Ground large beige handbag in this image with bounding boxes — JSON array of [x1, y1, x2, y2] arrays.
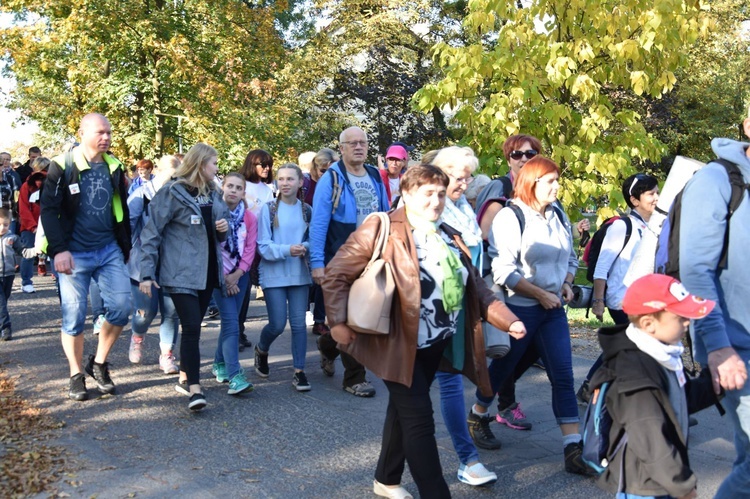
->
[[346, 212, 395, 335]]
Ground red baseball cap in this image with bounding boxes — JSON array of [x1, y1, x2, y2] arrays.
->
[[622, 274, 715, 319]]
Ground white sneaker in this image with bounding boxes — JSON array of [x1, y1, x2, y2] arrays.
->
[[305, 310, 315, 327], [21, 284, 35, 293], [457, 462, 497, 486], [373, 480, 412, 499]]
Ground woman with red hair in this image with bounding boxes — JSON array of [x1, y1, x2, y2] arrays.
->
[[469, 156, 593, 475]]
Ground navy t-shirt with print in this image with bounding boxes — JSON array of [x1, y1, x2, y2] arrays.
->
[[69, 162, 115, 252]]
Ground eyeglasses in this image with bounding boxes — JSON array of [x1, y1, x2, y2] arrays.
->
[[509, 149, 538, 161], [254, 163, 272, 169], [448, 173, 474, 185], [341, 140, 368, 147], [319, 168, 328, 174], [628, 174, 648, 197], [386, 157, 406, 162]]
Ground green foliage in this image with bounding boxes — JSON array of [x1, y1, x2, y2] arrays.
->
[[414, 0, 711, 219]]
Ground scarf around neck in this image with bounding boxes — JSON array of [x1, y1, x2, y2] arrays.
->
[[626, 323, 686, 386], [441, 195, 483, 248], [224, 202, 245, 262], [406, 207, 465, 312]]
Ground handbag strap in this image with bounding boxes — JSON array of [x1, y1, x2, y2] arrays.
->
[[364, 212, 390, 268]]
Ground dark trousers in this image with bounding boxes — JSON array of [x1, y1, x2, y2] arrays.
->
[[318, 331, 366, 387], [171, 288, 213, 385], [375, 338, 450, 498], [310, 283, 326, 323], [0, 275, 14, 330]]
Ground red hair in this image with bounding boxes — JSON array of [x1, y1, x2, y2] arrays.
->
[[513, 156, 560, 208]]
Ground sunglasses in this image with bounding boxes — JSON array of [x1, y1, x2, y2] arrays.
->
[[254, 162, 272, 169], [509, 149, 538, 160]]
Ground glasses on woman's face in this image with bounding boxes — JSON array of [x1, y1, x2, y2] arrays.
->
[[509, 149, 538, 161], [254, 163, 272, 169], [448, 173, 474, 185]]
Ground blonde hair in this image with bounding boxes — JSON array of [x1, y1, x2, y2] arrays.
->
[[431, 146, 479, 175], [173, 143, 219, 196], [272, 163, 305, 228], [312, 148, 337, 182], [31, 157, 50, 172]]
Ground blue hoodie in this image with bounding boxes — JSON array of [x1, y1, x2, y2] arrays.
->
[[309, 160, 389, 269], [679, 138, 750, 361]]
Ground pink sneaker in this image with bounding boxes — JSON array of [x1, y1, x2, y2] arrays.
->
[[129, 335, 144, 364], [159, 352, 178, 375], [496, 402, 532, 430]]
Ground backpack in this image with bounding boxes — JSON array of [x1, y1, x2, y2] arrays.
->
[[655, 158, 748, 280], [506, 200, 566, 235], [328, 163, 384, 215], [581, 381, 628, 476], [583, 216, 633, 283]]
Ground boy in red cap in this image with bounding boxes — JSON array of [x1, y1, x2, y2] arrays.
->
[[589, 274, 722, 499]]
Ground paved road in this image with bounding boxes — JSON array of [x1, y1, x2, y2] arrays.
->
[[1, 277, 736, 498]]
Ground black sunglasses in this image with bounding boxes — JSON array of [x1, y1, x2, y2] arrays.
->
[[509, 149, 538, 160]]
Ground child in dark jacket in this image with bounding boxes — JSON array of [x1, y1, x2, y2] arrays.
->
[[590, 274, 721, 499], [0, 208, 33, 341]]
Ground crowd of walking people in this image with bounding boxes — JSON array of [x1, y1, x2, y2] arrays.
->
[[1, 111, 749, 499]]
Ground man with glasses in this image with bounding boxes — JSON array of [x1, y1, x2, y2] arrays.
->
[[380, 143, 408, 206], [310, 126, 389, 397]]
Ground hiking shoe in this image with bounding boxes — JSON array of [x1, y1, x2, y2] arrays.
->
[[254, 346, 269, 378], [175, 380, 190, 396], [206, 306, 220, 319], [311, 322, 330, 336], [0, 327, 11, 341], [92, 314, 105, 336], [159, 353, 179, 375], [85, 355, 115, 394], [564, 441, 596, 475], [228, 371, 254, 395], [188, 392, 207, 411], [317, 336, 335, 376], [238, 332, 252, 352], [212, 362, 229, 383], [496, 402, 532, 430], [344, 381, 375, 397], [467, 410, 502, 450], [21, 284, 35, 293], [457, 462, 498, 486], [293, 371, 311, 392], [68, 373, 88, 401], [576, 380, 591, 407], [129, 335, 144, 364]]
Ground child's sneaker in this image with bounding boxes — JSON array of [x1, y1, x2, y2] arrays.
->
[[254, 346, 269, 378], [227, 371, 253, 395], [496, 402, 532, 430], [293, 371, 311, 392], [159, 352, 179, 375], [212, 362, 229, 383], [129, 335, 144, 364]]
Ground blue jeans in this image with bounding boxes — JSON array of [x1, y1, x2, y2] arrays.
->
[[130, 281, 179, 352], [715, 350, 750, 498], [0, 276, 14, 330], [58, 242, 131, 336], [19, 231, 35, 286], [258, 285, 309, 371], [89, 279, 105, 319], [436, 371, 479, 465], [212, 273, 249, 379], [476, 304, 579, 425]]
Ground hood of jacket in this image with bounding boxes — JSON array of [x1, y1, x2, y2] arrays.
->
[[711, 138, 750, 179]]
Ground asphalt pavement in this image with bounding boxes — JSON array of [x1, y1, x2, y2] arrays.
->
[[0, 276, 736, 498]]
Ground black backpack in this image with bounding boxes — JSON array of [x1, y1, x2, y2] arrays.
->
[[583, 216, 633, 283], [655, 158, 748, 280]]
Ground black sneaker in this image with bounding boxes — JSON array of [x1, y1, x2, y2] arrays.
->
[[238, 332, 252, 352], [188, 393, 207, 411], [206, 306, 220, 319], [175, 380, 190, 396], [293, 371, 311, 392], [0, 327, 11, 341], [467, 410, 502, 450], [254, 346, 269, 378], [84, 354, 115, 394], [564, 441, 596, 475], [68, 373, 88, 401]]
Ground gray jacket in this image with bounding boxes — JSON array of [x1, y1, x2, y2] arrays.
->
[[139, 180, 230, 294]]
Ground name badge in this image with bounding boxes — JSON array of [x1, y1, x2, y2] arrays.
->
[[29, 191, 40, 203], [69, 183, 80, 194], [190, 215, 202, 225]]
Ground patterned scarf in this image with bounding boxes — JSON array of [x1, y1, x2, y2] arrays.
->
[[440, 195, 483, 249], [406, 207, 465, 312], [224, 202, 245, 263]]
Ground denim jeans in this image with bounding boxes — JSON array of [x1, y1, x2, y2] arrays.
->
[[130, 281, 179, 352], [58, 242, 131, 336], [19, 231, 35, 286], [212, 273, 249, 379], [89, 279, 105, 319], [715, 350, 750, 498], [258, 285, 309, 371], [436, 371, 479, 465], [476, 303, 579, 425], [0, 276, 14, 330]]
